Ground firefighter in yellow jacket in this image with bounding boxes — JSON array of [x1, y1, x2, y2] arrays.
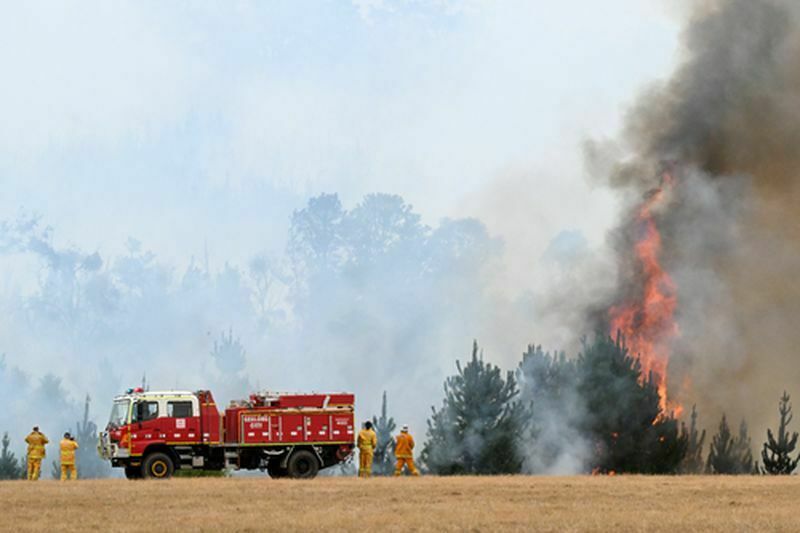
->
[[25, 426, 49, 481], [357, 421, 377, 478], [60, 432, 80, 481], [394, 424, 419, 476]]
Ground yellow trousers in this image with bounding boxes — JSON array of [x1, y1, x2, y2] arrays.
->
[[27, 458, 42, 480], [394, 457, 419, 476], [61, 464, 77, 481], [358, 450, 374, 478]]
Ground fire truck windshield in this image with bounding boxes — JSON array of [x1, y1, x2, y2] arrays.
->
[[109, 399, 130, 427]]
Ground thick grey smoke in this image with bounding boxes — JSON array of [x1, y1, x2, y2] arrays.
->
[[588, 0, 800, 442], [517, 346, 590, 475]]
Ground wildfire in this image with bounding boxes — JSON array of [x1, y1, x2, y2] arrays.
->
[[608, 173, 681, 416], [591, 467, 618, 477]]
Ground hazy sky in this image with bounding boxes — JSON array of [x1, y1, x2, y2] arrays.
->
[[0, 1, 680, 279]]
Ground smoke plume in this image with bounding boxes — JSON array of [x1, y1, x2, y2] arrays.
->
[[590, 0, 800, 438]]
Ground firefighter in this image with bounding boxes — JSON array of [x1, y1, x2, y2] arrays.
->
[[60, 432, 80, 481], [357, 421, 377, 478], [24, 426, 49, 481], [394, 424, 419, 476]]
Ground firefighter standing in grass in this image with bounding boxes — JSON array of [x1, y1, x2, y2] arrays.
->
[[394, 424, 419, 476], [357, 421, 377, 478], [25, 426, 49, 481], [60, 432, 79, 481]]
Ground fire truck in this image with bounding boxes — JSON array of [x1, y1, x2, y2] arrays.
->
[[98, 388, 355, 479]]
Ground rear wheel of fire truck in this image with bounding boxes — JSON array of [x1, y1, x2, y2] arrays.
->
[[286, 450, 319, 479], [124, 466, 143, 480], [267, 463, 288, 479], [142, 452, 175, 479]]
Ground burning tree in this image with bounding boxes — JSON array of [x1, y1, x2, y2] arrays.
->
[[679, 405, 706, 474], [422, 341, 528, 475], [371, 391, 397, 476], [607, 175, 679, 415], [0, 432, 23, 479], [760, 391, 800, 475], [706, 415, 753, 475], [577, 333, 686, 474]]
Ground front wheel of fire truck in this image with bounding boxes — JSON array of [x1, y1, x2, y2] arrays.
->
[[142, 452, 175, 479], [286, 450, 320, 479]]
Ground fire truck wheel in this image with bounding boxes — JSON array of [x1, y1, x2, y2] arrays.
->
[[267, 463, 287, 479], [143, 452, 175, 479], [286, 450, 319, 479], [124, 466, 143, 480]]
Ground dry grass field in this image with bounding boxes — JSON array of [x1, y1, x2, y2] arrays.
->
[[0, 475, 797, 532]]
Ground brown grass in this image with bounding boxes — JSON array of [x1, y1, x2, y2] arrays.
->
[[0, 475, 797, 532]]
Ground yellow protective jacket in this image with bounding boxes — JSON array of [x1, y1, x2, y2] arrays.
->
[[395, 432, 415, 458], [25, 431, 49, 460], [60, 439, 79, 465], [357, 429, 377, 452]]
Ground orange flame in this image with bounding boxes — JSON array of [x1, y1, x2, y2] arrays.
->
[[608, 173, 681, 416]]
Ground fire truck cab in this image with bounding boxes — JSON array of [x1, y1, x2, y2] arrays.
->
[[98, 388, 355, 479]]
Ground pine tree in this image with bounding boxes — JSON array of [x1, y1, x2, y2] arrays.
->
[[210, 328, 250, 402], [73, 395, 111, 478], [706, 414, 733, 474], [760, 391, 800, 475], [577, 333, 687, 474], [0, 432, 23, 480], [706, 415, 753, 474], [371, 391, 396, 476], [422, 341, 528, 474], [518, 345, 576, 407], [212, 328, 246, 374], [679, 405, 706, 474], [734, 420, 754, 474]]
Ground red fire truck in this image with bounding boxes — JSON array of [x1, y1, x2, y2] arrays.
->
[[98, 388, 355, 479]]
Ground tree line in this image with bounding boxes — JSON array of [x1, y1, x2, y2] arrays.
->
[[365, 335, 800, 476], [3, 333, 799, 478]]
